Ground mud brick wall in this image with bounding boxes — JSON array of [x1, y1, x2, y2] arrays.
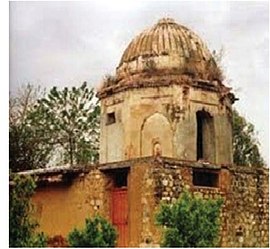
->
[[32, 167, 111, 237]]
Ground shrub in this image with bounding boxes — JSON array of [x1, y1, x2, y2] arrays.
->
[[9, 174, 47, 247], [156, 190, 223, 247], [68, 215, 117, 247]]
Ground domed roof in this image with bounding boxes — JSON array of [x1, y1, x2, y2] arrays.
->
[[116, 18, 218, 80]]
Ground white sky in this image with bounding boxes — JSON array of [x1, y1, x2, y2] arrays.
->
[[9, 0, 269, 165]]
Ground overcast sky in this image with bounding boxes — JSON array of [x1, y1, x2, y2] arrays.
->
[[9, 1, 269, 165]]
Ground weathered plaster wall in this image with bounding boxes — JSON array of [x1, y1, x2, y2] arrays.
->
[[100, 84, 233, 165], [99, 93, 126, 163], [215, 113, 233, 164], [32, 168, 111, 237]]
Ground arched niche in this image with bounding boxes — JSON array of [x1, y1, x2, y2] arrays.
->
[[140, 113, 173, 157]]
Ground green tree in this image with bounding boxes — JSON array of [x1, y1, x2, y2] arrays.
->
[[68, 216, 117, 247], [212, 48, 265, 167], [232, 109, 264, 167], [9, 124, 53, 172], [9, 84, 52, 172], [9, 174, 47, 247], [9, 84, 45, 126], [26, 82, 100, 165], [156, 191, 223, 247]]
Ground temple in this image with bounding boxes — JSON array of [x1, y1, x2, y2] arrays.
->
[[19, 18, 268, 247]]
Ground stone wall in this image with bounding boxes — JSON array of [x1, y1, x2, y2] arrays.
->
[[134, 160, 225, 246], [225, 167, 269, 247], [133, 158, 269, 247]]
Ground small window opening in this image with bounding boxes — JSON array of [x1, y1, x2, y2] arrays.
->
[[113, 170, 128, 188], [106, 112, 116, 125], [193, 169, 219, 187]]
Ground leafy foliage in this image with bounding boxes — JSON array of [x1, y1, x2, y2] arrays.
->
[[9, 84, 51, 172], [232, 109, 264, 167], [26, 82, 100, 165], [156, 191, 223, 247], [9, 174, 47, 247], [9, 124, 52, 172], [68, 215, 117, 247], [9, 84, 46, 126]]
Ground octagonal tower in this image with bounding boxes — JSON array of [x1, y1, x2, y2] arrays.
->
[[97, 18, 235, 165]]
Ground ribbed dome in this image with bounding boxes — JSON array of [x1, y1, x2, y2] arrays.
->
[[116, 18, 217, 80]]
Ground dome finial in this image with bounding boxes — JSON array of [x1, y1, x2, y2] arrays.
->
[[157, 17, 176, 25]]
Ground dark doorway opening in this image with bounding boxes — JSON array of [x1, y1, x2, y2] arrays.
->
[[112, 169, 128, 188], [196, 111, 204, 160], [196, 110, 215, 161]]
